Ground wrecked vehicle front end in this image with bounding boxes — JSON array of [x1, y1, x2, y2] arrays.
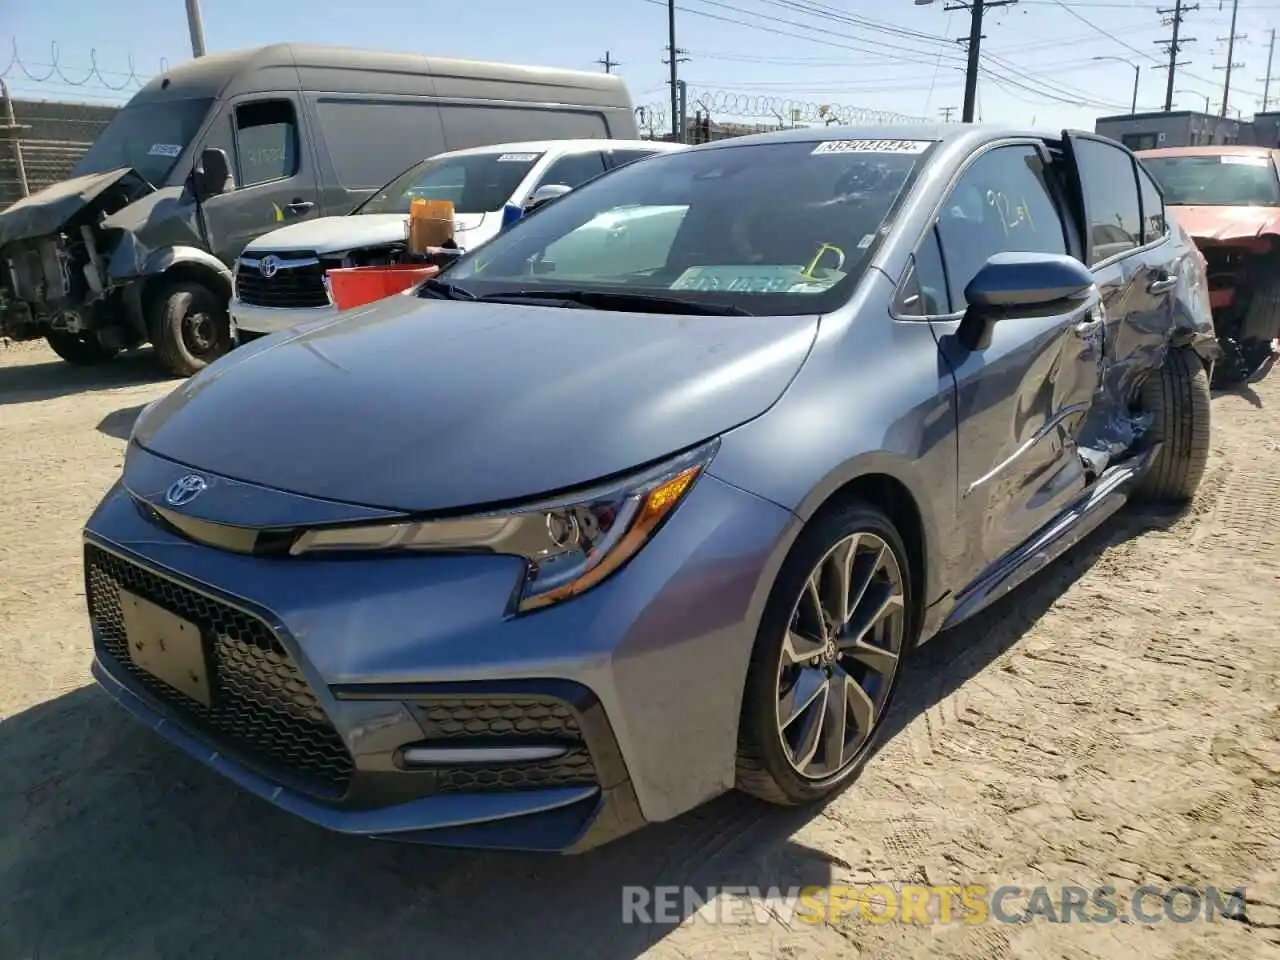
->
[[0, 168, 156, 361]]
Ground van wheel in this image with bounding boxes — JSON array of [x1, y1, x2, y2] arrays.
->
[[735, 501, 913, 806], [149, 281, 232, 377], [1133, 346, 1212, 504], [44, 330, 120, 366]]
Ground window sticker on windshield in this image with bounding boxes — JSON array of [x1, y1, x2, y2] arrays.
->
[[670, 265, 843, 294], [496, 153, 539, 162], [147, 143, 183, 158], [811, 139, 930, 155], [1221, 155, 1269, 166]]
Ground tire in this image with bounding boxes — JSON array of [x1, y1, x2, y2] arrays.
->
[[1134, 346, 1212, 504], [735, 500, 915, 806], [1242, 271, 1280, 344], [148, 281, 232, 377], [44, 330, 120, 366]]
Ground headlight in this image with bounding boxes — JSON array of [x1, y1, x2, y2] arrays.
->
[[289, 439, 719, 612]]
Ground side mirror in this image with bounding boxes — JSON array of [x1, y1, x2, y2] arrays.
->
[[190, 147, 232, 201], [524, 183, 572, 213], [957, 252, 1095, 350]]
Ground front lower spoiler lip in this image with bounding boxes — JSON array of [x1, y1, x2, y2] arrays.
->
[[90, 655, 601, 849]]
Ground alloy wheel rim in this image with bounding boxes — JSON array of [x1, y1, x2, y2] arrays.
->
[[775, 531, 905, 780]]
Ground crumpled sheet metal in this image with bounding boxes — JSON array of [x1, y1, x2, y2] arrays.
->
[[1077, 220, 1219, 462]]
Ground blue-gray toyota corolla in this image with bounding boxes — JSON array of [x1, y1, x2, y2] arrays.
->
[[84, 125, 1218, 853]]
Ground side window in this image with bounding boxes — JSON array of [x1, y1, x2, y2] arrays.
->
[[893, 225, 951, 318], [1137, 164, 1167, 244], [535, 151, 607, 192], [1070, 138, 1143, 265], [437, 105, 607, 151], [610, 149, 658, 168], [314, 99, 446, 189], [935, 144, 1069, 311], [235, 100, 298, 187]]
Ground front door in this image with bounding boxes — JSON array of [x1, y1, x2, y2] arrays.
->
[[198, 94, 321, 264], [926, 141, 1105, 582]]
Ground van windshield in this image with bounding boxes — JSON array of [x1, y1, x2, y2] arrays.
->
[[71, 98, 213, 186], [354, 151, 544, 216]]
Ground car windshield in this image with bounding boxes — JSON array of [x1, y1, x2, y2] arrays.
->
[[440, 138, 934, 316], [353, 151, 545, 216], [1141, 154, 1280, 206], [70, 98, 213, 186]]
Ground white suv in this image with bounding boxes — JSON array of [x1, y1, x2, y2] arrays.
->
[[230, 138, 686, 336]]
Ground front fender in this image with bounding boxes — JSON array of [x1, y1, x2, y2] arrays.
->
[[141, 245, 233, 285], [114, 245, 234, 338]]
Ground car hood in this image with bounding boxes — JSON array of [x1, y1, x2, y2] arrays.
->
[[1166, 203, 1280, 242], [133, 296, 819, 513], [242, 211, 493, 256], [0, 166, 153, 247]]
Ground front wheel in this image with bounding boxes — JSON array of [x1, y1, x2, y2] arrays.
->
[[148, 281, 233, 377], [44, 330, 120, 366], [735, 501, 913, 806], [1134, 345, 1212, 504]]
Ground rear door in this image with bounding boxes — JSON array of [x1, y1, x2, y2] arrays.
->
[[1061, 132, 1172, 442], [925, 140, 1105, 580]]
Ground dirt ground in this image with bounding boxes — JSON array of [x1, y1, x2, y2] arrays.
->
[[0, 338, 1278, 960]]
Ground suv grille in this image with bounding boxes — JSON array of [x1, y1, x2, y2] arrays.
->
[[409, 696, 598, 792], [235, 250, 330, 309], [85, 544, 355, 796]]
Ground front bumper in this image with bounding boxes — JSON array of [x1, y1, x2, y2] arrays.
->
[[83, 464, 799, 852], [230, 297, 338, 336]]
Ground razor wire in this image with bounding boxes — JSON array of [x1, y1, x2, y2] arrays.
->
[[0, 39, 170, 92], [636, 88, 930, 133]]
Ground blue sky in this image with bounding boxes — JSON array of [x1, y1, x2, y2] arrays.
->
[[6, 0, 1280, 130]]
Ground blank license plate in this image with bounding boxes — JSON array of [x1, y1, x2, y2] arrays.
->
[[120, 589, 213, 707]]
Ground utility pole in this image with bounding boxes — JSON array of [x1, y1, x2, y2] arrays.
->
[[185, 0, 207, 57], [925, 0, 1016, 123], [596, 51, 619, 73], [1156, 0, 1197, 111], [664, 0, 689, 142], [1214, 0, 1245, 117], [1260, 28, 1275, 111], [940, 105, 957, 121]]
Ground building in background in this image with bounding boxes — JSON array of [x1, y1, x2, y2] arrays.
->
[[1094, 109, 1280, 151]]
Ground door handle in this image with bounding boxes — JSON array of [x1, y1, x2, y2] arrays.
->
[[285, 199, 315, 214], [1147, 274, 1178, 295]]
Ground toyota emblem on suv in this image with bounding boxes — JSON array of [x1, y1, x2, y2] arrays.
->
[[166, 475, 208, 506], [259, 255, 280, 278]]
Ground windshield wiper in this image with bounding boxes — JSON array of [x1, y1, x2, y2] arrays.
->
[[474, 288, 753, 316], [419, 277, 477, 301]]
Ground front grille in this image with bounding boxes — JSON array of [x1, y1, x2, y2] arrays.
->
[[85, 544, 355, 796], [235, 250, 329, 309], [408, 696, 598, 793]]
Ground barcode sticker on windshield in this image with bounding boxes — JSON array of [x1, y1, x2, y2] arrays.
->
[[147, 143, 183, 158], [496, 153, 539, 162], [812, 139, 930, 155], [1221, 155, 1269, 166]]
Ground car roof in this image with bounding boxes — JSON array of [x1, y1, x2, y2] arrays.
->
[[435, 139, 687, 160], [684, 122, 1110, 154], [1136, 144, 1280, 159]]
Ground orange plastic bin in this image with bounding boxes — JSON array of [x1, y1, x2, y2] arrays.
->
[[326, 264, 439, 311]]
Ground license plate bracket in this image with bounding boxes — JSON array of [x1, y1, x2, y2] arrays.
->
[[120, 589, 213, 707]]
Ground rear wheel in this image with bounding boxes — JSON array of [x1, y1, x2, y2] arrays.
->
[[1134, 346, 1212, 504], [44, 330, 120, 366], [736, 502, 912, 806], [148, 280, 232, 377]]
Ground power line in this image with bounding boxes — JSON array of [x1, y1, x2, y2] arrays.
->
[[663, 0, 688, 141], [1156, 0, 1198, 111], [1261, 27, 1275, 110], [1213, 0, 1245, 115], [596, 51, 620, 73], [940, 105, 958, 120]]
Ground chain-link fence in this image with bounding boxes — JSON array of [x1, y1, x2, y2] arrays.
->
[[0, 85, 118, 210]]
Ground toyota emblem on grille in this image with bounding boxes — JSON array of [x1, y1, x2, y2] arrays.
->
[[259, 255, 281, 278], [166, 474, 208, 506]]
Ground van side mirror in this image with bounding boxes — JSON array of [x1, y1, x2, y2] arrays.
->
[[957, 252, 1096, 351], [525, 183, 572, 213], [190, 147, 233, 200]]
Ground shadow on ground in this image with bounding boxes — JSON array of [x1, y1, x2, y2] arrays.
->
[[0, 510, 1177, 960], [0, 347, 176, 406], [96, 404, 151, 441]]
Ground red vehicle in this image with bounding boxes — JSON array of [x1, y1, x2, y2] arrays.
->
[[1138, 144, 1280, 384]]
